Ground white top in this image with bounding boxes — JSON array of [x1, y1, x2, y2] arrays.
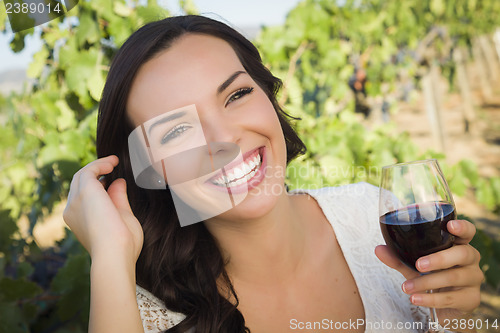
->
[[136, 182, 430, 332]]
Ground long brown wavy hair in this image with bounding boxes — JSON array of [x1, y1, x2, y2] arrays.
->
[[96, 15, 306, 333]]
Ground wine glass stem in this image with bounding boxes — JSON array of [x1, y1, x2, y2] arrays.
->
[[427, 289, 442, 333]]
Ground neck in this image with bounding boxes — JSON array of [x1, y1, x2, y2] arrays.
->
[[204, 191, 308, 286]]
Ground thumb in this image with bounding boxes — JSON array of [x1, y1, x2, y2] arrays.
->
[[107, 178, 133, 214], [375, 245, 420, 280]]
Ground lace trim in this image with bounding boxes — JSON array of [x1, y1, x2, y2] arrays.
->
[[136, 285, 186, 332]]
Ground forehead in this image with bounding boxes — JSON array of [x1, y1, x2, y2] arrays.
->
[[127, 33, 245, 126]]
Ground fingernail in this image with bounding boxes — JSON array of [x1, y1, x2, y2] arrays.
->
[[402, 281, 414, 293], [418, 258, 430, 271], [411, 295, 422, 305], [450, 220, 460, 232]]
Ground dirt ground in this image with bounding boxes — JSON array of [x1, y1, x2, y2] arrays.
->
[[367, 63, 500, 332]]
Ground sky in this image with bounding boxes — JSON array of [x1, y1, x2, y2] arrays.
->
[[0, 0, 302, 72]]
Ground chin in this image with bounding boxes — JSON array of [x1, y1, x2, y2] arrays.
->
[[213, 179, 286, 222]]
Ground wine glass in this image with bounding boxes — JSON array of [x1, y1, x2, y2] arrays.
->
[[379, 159, 456, 333]]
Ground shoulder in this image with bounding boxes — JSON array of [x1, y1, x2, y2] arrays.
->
[[136, 285, 186, 332], [291, 182, 381, 255]]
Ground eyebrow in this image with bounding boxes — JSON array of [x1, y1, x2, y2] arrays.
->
[[217, 71, 247, 94], [148, 111, 187, 135]]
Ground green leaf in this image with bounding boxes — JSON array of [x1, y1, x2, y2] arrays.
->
[[0, 3, 7, 31], [470, 228, 492, 266], [107, 15, 134, 47], [51, 254, 90, 321], [76, 12, 101, 47], [458, 159, 479, 187], [65, 49, 98, 103], [87, 68, 105, 101], [0, 257, 5, 279], [21, 303, 38, 325], [448, 166, 467, 197], [56, 100, 77, 131], [430, 0, 445, 17], [468, 0, 477, 11], [16, 262, 34, 279], [26, 46, 49, 79], [56, 160, 82, 181], [491, 237, 500, 260], [0, 301, 28, 333], [484, 256, 500, 289], [10, 32, 26, 53], [360, 11, 387, 34], [36, 127, 84, 165], [59, 37, 78, 68], [0, 209, 18, 253], [6, 163, 29, 188], [38, 145, 65, 166], [41, 26, 69, 47], [89, 0, 114, 18], [113, 1, 133, 17], [491, 177, 500, 206], [60, 131, 85, 161], [476, 179, 496, 211], [0, 278, 42, 302]]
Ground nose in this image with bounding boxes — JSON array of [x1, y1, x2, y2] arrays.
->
[[197, 112, 242, 177], [199, 109, 241, 147]]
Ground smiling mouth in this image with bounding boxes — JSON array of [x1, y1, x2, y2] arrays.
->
[[208, 147, 262, 188]]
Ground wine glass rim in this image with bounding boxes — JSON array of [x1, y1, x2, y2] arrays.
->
[[382, 159, 438, 169]]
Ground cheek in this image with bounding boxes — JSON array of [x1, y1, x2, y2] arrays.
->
[[248, 95, 287, 164], [249, 93, 285, 136]]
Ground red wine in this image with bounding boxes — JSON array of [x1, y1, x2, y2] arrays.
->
[[380, 202, 456, 270]]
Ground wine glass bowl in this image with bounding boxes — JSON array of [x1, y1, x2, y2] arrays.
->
[[379, 159, 456, 270], [379, 201, 456, 270], [379, 159, 456, 332]]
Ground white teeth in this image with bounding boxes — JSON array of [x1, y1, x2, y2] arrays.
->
[[246, 168, 257, 181], [233, 167, 244, 179], [210, 150, 262, 187], [243, 163, 251, 175], [248, 158, 256, 170]]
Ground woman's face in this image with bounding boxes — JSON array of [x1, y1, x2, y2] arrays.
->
[[126, 33, 287, 222]]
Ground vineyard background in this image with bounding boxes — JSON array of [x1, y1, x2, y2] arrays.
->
[[0, 0, 499, 332], [389, 67, 500, 327]]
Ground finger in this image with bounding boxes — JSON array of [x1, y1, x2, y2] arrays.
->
[[80, 156, 119, 185], [375, 245, 420, 280], [447, 219, 476, 245], [107, 178, 143, 258], [82, 155, 119, 175], [402, 266, 484, 294], [409, 288, 481, 313], [108, 178, 133, 214], [415, 244, 480, 273], [65, 156, 118, 220]]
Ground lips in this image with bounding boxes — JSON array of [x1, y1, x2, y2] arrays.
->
[[205, 146, 266, 193]]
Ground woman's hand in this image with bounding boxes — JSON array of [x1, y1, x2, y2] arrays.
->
[[63, 155, 144, 264], [375, 219, 483, 318]]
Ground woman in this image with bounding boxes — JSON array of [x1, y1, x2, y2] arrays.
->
[[63, 15, 483, 333]]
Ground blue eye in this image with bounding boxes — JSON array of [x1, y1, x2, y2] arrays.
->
[[226, 87, 254, 106], [161, 124, 192, 144]]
